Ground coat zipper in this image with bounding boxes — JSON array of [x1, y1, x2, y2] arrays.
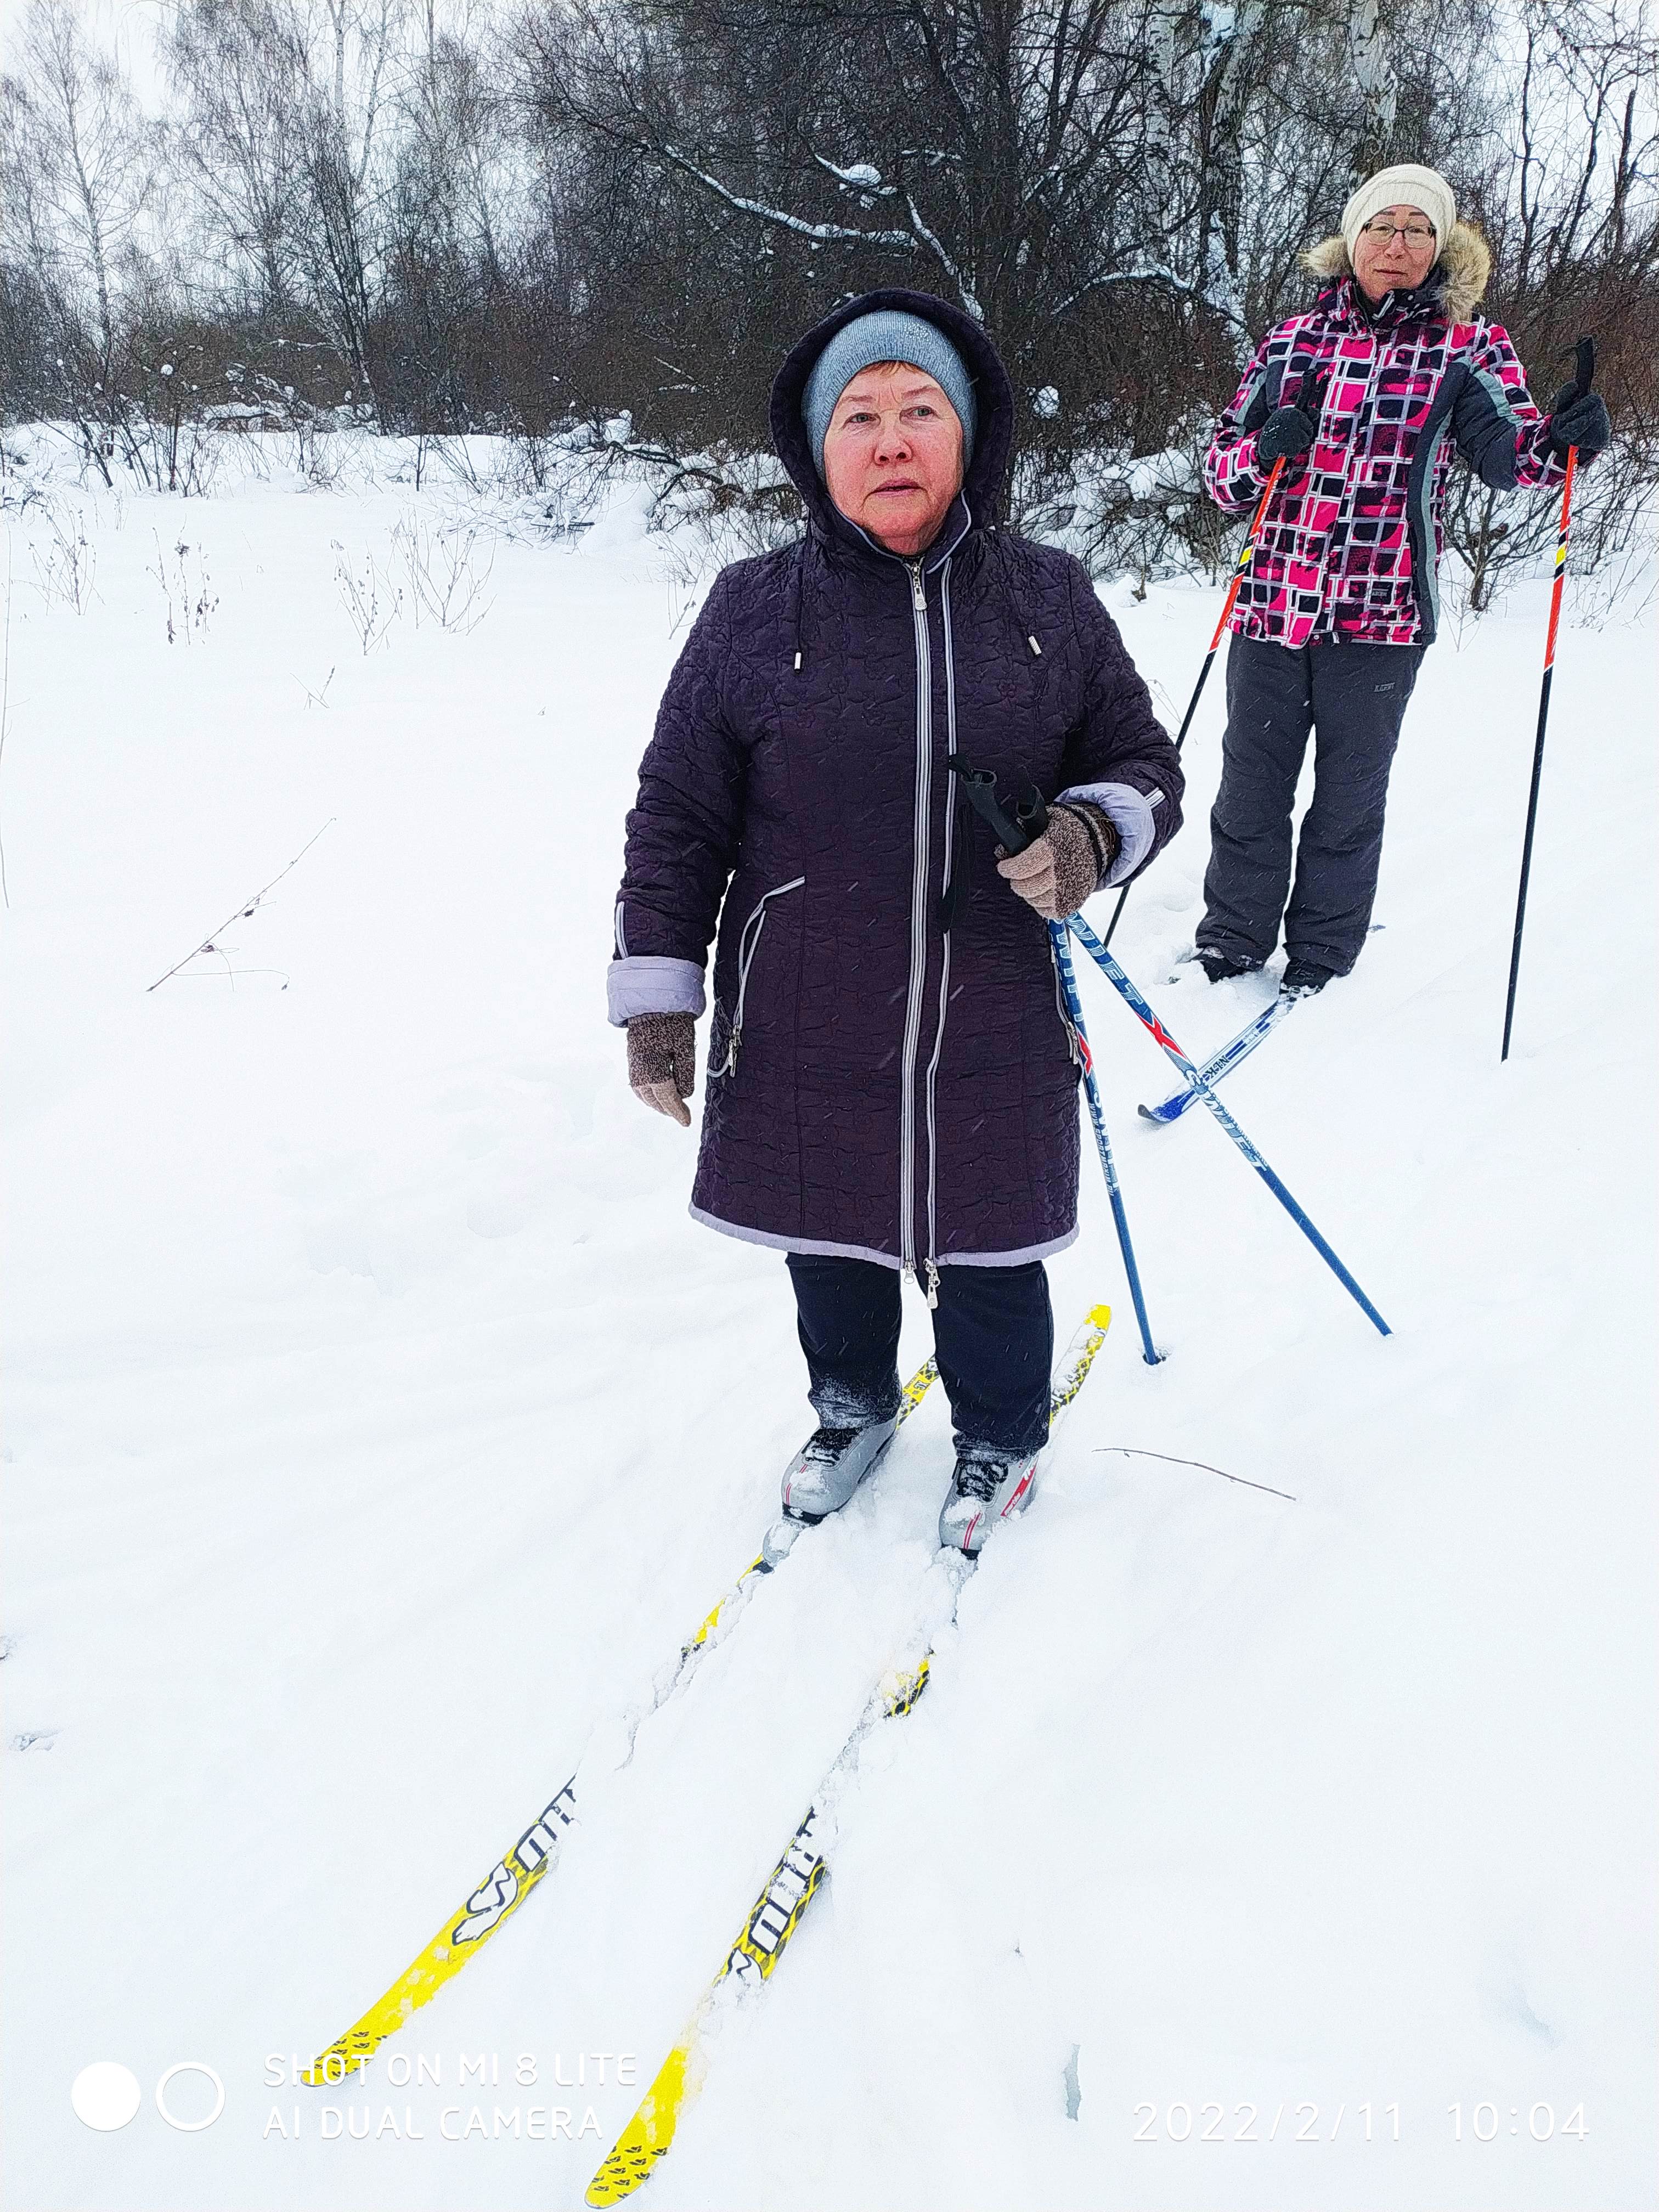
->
[[898, 557, 933, 1296], [710, 876, 806, 1077], [921, 558, 958, 1307], [1321, 329, 1384, 628]]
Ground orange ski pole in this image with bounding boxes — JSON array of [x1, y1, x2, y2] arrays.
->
[[1101, 453, 1285, 950]]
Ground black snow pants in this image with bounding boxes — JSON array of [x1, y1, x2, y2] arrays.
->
[[785, 1253, 1053, 1460], [1199, 635, 1426, 975]]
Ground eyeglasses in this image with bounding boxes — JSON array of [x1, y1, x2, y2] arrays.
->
[[1359, 218, 1437, 245]]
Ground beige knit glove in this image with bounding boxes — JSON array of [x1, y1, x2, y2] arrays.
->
[[997, 803, 1120, 921], [627, 1011, 696, 1126]]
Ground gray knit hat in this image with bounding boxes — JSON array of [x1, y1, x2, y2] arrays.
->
[[803, 309, 977, 480]]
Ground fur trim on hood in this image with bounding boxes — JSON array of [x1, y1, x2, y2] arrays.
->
[[1301, 219, 1491, 320]]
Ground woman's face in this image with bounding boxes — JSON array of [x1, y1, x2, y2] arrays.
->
[[1352, 204, 1440, 303], [822, 364, 965, 557]]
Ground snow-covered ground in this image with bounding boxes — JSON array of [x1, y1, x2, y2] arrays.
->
[[3, 431, 1654, 2212]]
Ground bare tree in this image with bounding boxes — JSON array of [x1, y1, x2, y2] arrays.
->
[[1349, 0, 1401, 182], [516, 0, 1260, 493], [294, 0, 410, 419], [160, 0, 313, 319], [1444, 0, 1659, 608], [8, 0, 155, 373], [159, 0, 410, 414], [2, 0, 1654, 600], [1, 14, 159, 479]]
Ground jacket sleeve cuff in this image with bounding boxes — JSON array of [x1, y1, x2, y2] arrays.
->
[[1212, 437, 1267, 509], [607, 955, 707, 1028], [1057, 781, 1160, 885]]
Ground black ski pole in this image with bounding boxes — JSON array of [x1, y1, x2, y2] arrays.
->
[[1501, 336, 1594, 1063]]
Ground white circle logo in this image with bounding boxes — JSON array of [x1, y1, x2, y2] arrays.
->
[[155, 2062, 225, 2132], [71, 2063, 143, 2131]]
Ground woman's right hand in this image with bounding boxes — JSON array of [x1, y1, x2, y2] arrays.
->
[[628, 1012, 696, 1126]]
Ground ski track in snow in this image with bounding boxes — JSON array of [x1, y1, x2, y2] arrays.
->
[[2, 433, 1654, 2212]]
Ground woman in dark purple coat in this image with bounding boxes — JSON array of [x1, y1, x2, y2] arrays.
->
[[610, 289, 1184, 1551]]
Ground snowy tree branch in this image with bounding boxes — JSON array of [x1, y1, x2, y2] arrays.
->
[[658, 145, 916, 251], [812, 152, 896, 196], [1054, 262, 1251, 332], [903, 193, 984, 319]]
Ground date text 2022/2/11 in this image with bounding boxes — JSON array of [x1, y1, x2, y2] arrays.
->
[[1131, 2101, 1589, 2144]]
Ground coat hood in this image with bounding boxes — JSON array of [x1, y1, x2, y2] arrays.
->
[[769, 288, 1016, 543], [1301, 219, 1492, 321]]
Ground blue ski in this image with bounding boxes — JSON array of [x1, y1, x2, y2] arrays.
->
[[1138, 994, 1295, 1124]]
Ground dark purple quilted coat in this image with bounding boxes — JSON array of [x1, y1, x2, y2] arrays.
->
[[611, 289, 1184, 1280]]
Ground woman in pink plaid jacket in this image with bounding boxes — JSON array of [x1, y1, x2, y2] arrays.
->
[[1194, 162, 1610, 996]]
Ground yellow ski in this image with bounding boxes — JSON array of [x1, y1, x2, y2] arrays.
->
[[586, 1305, 1111, 2203], [585, 1665, 923, 2207], [302, 1351, 940, 2085]]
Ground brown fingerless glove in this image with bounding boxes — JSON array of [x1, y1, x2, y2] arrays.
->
[[627, 1011, 696, 1126], [996, 802, 1120, 921]]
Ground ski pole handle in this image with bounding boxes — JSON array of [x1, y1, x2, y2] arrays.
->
[[1015, 784, 1050, 847], [949, 761, 1047, 854], [1571, 335, 1595, 403]]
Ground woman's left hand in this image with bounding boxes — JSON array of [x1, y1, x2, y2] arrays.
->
[[997, 803, 1119, 921], [1547, 386, 1612, 459]]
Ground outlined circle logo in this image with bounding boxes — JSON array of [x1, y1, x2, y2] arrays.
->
[[155, 2062, 225, 2131], [71, 2064, 143, 2131]]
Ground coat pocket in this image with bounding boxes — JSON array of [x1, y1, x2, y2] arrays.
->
[[709, 876, 806, 1079]]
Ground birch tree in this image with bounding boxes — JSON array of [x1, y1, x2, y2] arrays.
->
[[10, 0, 155, 374]]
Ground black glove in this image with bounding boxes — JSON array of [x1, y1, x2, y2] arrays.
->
[[1547, 385, 1612, 459], [1256, 370, 1330, 467]]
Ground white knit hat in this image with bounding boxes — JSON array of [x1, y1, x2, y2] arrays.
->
[[1341, 164, 1456, 259]]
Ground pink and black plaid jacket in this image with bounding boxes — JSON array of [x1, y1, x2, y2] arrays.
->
[[1205, 257, 1567, 647]]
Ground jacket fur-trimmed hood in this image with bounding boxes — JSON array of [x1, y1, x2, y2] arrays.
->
[[1301, 219, 1492, 320]]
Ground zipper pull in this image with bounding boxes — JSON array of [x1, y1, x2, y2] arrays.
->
[[909, 561, 926, 611], [924, 1261, 940, 1310]]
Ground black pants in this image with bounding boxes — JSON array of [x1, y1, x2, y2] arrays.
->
[[1200, 636, 1425, 975], [786, 1253, 1053, 1460]]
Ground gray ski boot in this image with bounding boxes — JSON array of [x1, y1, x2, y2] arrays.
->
[[938, 1448, 1043, 1555], [780, 1415, 898, 1525]]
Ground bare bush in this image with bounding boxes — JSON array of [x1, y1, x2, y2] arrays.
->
[[29, 496, 98, 612], [1022, 426, 1234, 592], [148, 531, 217, 643], [391, 512, 494, 632], [332, 538, 402, 651]]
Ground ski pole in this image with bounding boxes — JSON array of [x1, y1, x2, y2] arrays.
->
[[1065, 914, 1391, 1339], [1501, 337, 1594, 1064], [1100, 452, 1287, 951], [1050, 921, 1163, 1363], [949, 763, 1163, 1364], [1138, 991, 1295, 1125]]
